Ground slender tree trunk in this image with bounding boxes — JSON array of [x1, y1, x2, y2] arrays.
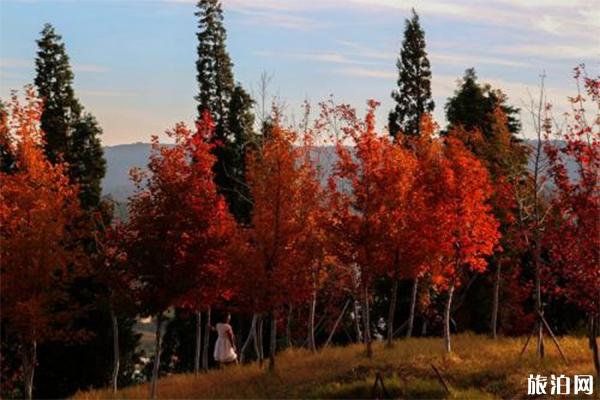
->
[[421, 319, 428, 336], [386, 280, 399, 347], [534, 243, 545, 359], [202, 308, 211, 371], [589, 314, 600, 386], [110, 307, 120, 392], [240, 314, 257, 363], [324, 299, 351, 348], [194, 310, 202, 374], [257, 315, 264, 366], [268, 310, 277, 371], [21, 338, 36, 400], [491, 261, 502, 339], [149, 314, 163, 400], [286, 306, 293, 348], [444, 284, 455, 353], [407, 278, 419, 338], [308, 290, 317, 352], [353, 299, 362, 343], [363, 285, 372, 358]]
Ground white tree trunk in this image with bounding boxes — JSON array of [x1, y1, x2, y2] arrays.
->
[[386, 280, 399, 347], [308, 290, 317, 352], [491, 261, 501, 339], [110, 308, 120, 392], [240, 314, 257, 363], [268, 311, 277, 371], [194, 311, 202, 374], [363, 285, 372, 358], [21, 338, 36, 400], [444, 284, 455, 353], [202, 308, 211, 371], [407, 278, 419, 338], [353, 299, 362, 343], [149, 314, 163, 399]]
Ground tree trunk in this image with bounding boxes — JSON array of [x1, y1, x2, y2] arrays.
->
[[421, 319, 428, 336], [286, 306, 293, 348], [407, 278, 419, 338], [386, 280, 399, 347], [194, 311, 202, 374], [257, 315, 264, 366], [444, 284, 455, 353], [21, 338, 36, 400], [202, 308, 211, 371], [149, 314, 163, 400], [534, 258, 544, 359], [268, 310, 277, 371], [110, 307, 120, 392], [240, 314, 257, 363], [308, 290, 317, 352], [363, 285, 372, 358], [491, 260, 502, 339], [589, 314, 600, 387], [353, 299, 362, 343], [324, 299, 351, 348]]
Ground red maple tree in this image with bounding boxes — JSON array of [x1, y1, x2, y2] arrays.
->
[[544, 67, 599, 377], [0, 88, 86, 400], [125, 114, 235, 397]]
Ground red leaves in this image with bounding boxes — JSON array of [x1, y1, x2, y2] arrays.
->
[[1, 87, 86, 344], [231, 124, 323, 313], [126, 116, 235, 316], [544, 69, 600, 315]]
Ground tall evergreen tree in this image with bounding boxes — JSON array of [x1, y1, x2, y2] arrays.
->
[[195, 0, 256, 223], [30, 24, 139, 398], [195, 0, 234, 132], [445, 68, 521, 138], [389, 9, 434, 137], [34, 23, 106, 210], [227, 84, 256, 224]]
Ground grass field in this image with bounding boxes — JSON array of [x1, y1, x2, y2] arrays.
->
[[75, 333, 597, 399]]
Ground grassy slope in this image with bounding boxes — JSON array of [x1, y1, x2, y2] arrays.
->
[[75, 333, 596, 399]]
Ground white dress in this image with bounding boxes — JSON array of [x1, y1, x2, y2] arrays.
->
[[213, 323, 237, 363]]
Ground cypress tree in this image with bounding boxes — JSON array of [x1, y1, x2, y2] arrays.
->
[[227, 84, 256, 224], [34, 23, 106, 210], [195, 0, 256, 223], [445, 68, 521, 139], [31, 25, 139, 398], [195, 0, 234, 132], [389, 9, 434, 137]]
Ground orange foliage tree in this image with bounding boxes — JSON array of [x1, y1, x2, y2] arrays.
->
[[544, 68, 599, 377], [232, 122, 321, 370], [0, 88, 86, 400], [125, 114, 235, 398], [421, 133, 500, 353], [324, 101, 425, 356]]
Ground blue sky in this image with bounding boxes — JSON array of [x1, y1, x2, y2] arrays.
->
[[1, 0, 598, 145]]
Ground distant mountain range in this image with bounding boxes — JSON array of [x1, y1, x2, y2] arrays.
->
[[102, 140, 574, 207]]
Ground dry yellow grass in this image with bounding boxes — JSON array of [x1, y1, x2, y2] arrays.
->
[[74, 333, 596, 399]]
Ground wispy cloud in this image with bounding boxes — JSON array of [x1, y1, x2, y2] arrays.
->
[[0, 57, 110, 73], [336, 67, 395, 79], [255, 50, 379, 65], [229, 8, 323, 31]]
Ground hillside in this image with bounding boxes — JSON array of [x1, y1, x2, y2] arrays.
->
[[75, 334, 595, 399], [101, 140, 574, 206]]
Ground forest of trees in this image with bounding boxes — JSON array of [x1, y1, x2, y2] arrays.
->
[[1, 1, 598, 399]]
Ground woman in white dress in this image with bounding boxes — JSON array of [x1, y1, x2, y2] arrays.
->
[[210, 313, 237, 366]]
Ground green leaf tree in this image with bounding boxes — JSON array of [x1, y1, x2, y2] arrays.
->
[[389, 9, 434, 137]]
